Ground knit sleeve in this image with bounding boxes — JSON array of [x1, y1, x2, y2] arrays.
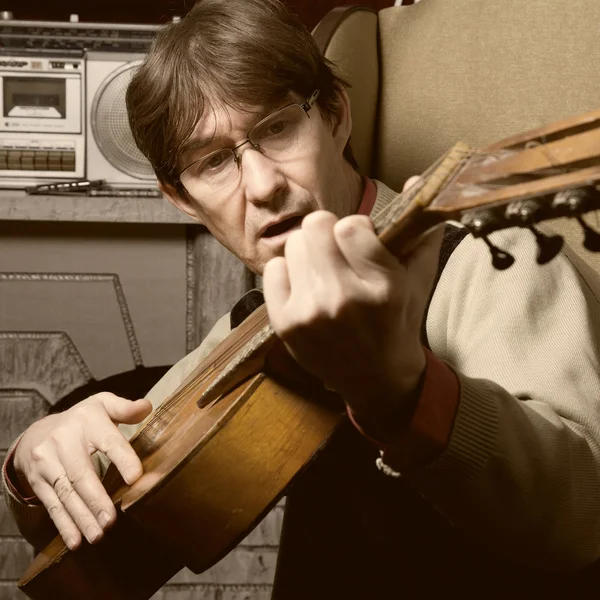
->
[[407, 227, 600, 571]]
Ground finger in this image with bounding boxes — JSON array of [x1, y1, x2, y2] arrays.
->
[[32, 480, 83, 550], [87, 419, 144, 485], [94, 394, 151, 483], [300, 211, 349, 281], [51, 471, 104, 545], [333, 215, 397, 280], [403, 175, 421, 192], [263, 256, 291, 328], [99, 394, 152, 425], [32, 450, 104, 547], [282, 227, 313, 296], [55, 441, 117, 533]]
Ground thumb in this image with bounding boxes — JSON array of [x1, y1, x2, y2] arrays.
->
[[403, 175, 421, 192], [99, 394, 153, 425]]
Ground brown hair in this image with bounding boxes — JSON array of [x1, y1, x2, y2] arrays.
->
[[126, 0, 357, 189]]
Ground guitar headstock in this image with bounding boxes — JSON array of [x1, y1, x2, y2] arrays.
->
[[445, 184, 600, 269], [415, 108, 600, 269]]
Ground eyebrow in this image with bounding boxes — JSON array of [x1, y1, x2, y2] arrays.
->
[[179, 99, 293, 162], [180, 136, 216, 157]]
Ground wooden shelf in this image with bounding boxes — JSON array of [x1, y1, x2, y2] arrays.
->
[[0, 190, 195, 224]]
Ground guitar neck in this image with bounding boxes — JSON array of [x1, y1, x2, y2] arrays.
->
[[373, 142, 471, 257]]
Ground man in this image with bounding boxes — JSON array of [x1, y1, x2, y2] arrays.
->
[[4, 0, 600, 596]]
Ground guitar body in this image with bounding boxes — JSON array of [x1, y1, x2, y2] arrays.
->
[[19, 306, 344, 599], [121, 370, 341, 576], [18, 513, 183, 600]]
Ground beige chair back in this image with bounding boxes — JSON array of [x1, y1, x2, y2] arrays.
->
[[313, 0, 600, 272]]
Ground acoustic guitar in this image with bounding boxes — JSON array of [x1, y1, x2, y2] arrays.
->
[[18, 106, 600, 599]]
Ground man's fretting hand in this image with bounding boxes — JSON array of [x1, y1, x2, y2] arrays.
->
[[263, 205, 443, 428]]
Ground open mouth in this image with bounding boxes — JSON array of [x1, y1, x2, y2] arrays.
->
[[262, 215, 304, 238]]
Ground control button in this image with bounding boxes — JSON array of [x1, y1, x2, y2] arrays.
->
[[7, 149, 20, 169], [21, 149, 34, 170], [34, 151, 48, 171], [47, 150, 62, 171], [61, 151, 75, 171]]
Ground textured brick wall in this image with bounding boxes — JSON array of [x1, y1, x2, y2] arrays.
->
[[1, 391, 42, 600], [1, 452, 34, 600]]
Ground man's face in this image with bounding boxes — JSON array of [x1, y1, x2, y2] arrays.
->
[[162, 93, 358, 274]]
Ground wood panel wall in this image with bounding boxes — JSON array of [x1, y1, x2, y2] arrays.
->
[[5, 0, 393, 30]]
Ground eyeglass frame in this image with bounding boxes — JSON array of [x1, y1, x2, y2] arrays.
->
[[176, 89, 321, 195]]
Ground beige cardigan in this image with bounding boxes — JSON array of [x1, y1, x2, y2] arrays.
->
[[5, 180, 600, 571]]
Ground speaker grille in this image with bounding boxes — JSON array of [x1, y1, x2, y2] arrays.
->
[[90, 60, 155, 180]]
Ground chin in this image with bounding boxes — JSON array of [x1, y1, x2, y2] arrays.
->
[[251, 249, 281, 277]]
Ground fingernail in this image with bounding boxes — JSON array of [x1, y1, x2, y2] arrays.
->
[[99, 511, 111, 528], [125, 468, 140, 483], [87, 528, 102, 544], [66, 537, 78, 550]]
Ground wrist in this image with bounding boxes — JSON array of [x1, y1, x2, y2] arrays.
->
[[6, 440, 36, 501], [346, 363, 426, 445]]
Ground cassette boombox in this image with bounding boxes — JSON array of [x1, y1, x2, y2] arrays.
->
[[0, 15, 162, 188]]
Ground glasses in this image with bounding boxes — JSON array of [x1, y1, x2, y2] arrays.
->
[[178, 89, 320, 199]]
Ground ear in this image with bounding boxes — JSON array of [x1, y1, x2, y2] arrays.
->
[[330, 86, 353, 152], [159, 181, 204, 225]]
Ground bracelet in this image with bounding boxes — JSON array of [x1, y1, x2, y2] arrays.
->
[[375, 452, 402, 478]]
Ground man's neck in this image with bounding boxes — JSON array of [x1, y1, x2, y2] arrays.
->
[[344, 164, 366, 216]]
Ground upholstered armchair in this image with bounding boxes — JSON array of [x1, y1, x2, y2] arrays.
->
[[313, 0, 600, 272]]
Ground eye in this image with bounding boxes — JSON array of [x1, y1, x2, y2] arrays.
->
[[204, 152, 225, 169], [195, 150, 234, 176], [265, 120, 287, 135]]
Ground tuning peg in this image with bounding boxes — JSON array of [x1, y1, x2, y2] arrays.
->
[[507, 200, 535, 222], [553, 187, 593, 213], [528, 226, 563, 264], [481, 236, 515, 269], [577, 216, 600, 252]]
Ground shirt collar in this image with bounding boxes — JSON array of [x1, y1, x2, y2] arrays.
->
[[356, 177, 377, 216]]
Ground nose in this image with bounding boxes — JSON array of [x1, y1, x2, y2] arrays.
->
[[238, 143, 286, 207]]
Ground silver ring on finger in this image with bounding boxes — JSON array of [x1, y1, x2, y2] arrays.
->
[[52, 473, 70, 489]]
